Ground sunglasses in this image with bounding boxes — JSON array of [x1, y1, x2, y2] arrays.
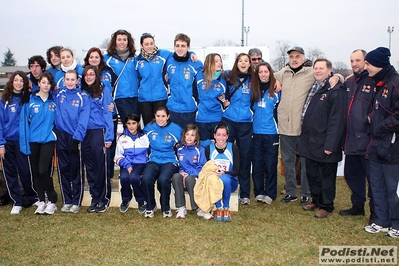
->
[[251, 57, 262, 61]]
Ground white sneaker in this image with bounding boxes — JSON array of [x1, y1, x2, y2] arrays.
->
[[364, 223, 390, 234], [44, 202, 57, 215], [386, 228, 399, 238], [264, 196, 273, 205], [176, 207, 187, 219], [10, 206, 23, 215], [32, 201, 41, 207], [240, 198, 250, 205], [255, 195, 265, 202], [163, 210, 172, 218], [144, 206, 157, 218], [197, 209, 213, 220], [69, 205, 80, 214], [35, 201, 47, 215], [61, 204, 72, 213]]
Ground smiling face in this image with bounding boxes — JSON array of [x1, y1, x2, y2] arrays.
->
[[258, 65, 270, 83], [88, 51, 101, 67], [214, 128, 228, 147], [155, 109, 169, 127], [64, 72, 78, 89], [50, 51, 61, 68], [236, 55, 251, 73], [250, 54, 262, 68], [116, 34, 128, 50], [61, 50, 74, 67], [184, 129, 197, 146], [141, 37, 155, 54], [84, 69, 96, 86], [12, 74, 24, 93], [174, 40, 190, 57], [313, 61, 331, 83]]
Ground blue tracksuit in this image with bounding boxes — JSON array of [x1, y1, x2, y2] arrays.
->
[[251, 89, 281, 200], [46, 67, 61, 80], [82, 85, 114, 206], [136, 49, 171, 102], [0, 93, 36, 206], [54, 87, 91, 206], [19, 93, 56, 155], [103, 53, 138, 99], [141, 121, 182, 211], [166, 57, 203, 113], [177, 145, 206, 176], [114, 129, 149, 203], [55, 64, 84, 88]]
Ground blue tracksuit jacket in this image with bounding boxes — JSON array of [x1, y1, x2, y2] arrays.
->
[[177, 144, 206, 176], [114, 129, 149, 169], [0, 93, 25, 145], [252, 89, 281, 134]]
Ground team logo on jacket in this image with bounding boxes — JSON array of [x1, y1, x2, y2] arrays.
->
[[320, 94, 327, 100], [153, 58, 159, 63], [114, 59, 119, 64], [10, 106, 16, 112], [48, 104, 55, 111], [184, 68, 190, 80], [362, 85, 371, 93], [164, 135, 172, 142], [71, 100, 80, 107], [382, 89, 389, 98], [346, 87, 351, 92], [191, 155, 198, 163], [179, 154, 185, 161], [140, 62, 145, 68]]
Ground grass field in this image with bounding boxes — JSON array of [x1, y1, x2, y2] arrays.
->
[[0, 172, 396, 266]]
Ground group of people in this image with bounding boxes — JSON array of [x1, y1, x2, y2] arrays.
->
[[0, 29, 398, 235]]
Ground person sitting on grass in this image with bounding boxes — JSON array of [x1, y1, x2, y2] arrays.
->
[[114, 113, 149, 214], [172, 124, 206, 219], [204, 123, 239, 221]]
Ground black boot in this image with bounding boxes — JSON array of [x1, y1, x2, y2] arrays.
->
[[339, 205, 365, 216]]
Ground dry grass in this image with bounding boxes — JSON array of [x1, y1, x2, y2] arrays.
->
[[0, 173, 395, 266]]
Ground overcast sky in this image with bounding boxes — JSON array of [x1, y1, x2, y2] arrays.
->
[[1, 0, 398, 69]]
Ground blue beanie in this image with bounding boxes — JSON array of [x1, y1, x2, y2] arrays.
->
[[365, 47, 391, 68]]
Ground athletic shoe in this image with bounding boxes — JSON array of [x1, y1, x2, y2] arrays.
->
[[264, 196, 273, 205], [32, 200, 41, 207], [214, 208, 224, 221], [197, 209, 213, 220], [35, 201, 47, 215], [255, 195, 265, 202], [145, 207, 157, 218], [386, 229, 399, 238], [44, 202, 57, 215], [240, 198, 250, 205], [300, 196, 310, 206], [87, 202, 97, 213], [339, 205, 365, 216], [119, 201, 129, 213], [10, 206, 22, 215], [176, 207, 187, 219], [69, 205, 80, 214], [364, 223, 390, 234], [138, 202, 146, 214], [163, 210, 172, 218], [95, 202, 108, 213], [280, 195, 297, 203], [223, 208, 231, 222], [61, 204, 72, 213]]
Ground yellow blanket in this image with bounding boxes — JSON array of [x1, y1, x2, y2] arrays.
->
[[194, 160, 224, 213]]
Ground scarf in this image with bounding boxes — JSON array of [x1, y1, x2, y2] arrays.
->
[[290, 64, 304, 73], [371, 65, 392, 85], [116, 48, 130, 61], [301, 73, 332, 124], [260, 81, 270, 97], [140, 46, 159, 61], [212, 70, 222, 80], [238, 72, 251, 79], [61, 60, 77, 72], [173, 52, 189, 62]]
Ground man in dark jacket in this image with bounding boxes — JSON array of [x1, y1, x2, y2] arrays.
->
[[298, 58, 346, 218], [363, 47, 399, 238], [340, 50, 375, 220]]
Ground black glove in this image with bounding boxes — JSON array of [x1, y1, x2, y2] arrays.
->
[[70, 140, 80, 155]]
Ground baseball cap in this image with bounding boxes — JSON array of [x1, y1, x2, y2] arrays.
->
[[287, 46, 305, 54]]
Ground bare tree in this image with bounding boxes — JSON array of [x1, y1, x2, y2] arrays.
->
[[271, 40, 291, 71], [306, 47, 325, 63], [100, 38, 110, 49], [212, 39, 240, 47], [333, 61, 351, 77]]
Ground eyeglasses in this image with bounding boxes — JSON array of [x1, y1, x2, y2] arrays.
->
[[251, 57, 262, 62], [85, 72, 96, 77]]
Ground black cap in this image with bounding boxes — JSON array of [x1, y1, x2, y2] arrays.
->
[[287, 46, 305, 54]]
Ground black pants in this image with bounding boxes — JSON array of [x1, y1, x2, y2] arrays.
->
[[306, 158, 337, 212], [139, 100, 167, 126], [30, 141, 57, 203]]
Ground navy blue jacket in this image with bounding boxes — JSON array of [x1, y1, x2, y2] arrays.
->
[[298, 79, 346, 163], [343, 70, 375, 155], [366, 66, 399, 163]]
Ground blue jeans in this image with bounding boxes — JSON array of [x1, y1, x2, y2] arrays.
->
[[141, 162, 178, 212], [222, 118, 252, 199], [252, 134, 279, 200], [215, 174, 238, 209]]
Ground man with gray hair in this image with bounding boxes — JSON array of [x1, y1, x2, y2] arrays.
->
[[248, 48, 263, 69]]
